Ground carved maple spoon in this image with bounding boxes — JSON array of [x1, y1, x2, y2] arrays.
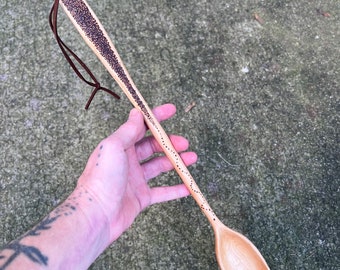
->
[[55, 0, 270, 269]]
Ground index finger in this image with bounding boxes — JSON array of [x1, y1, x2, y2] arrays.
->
[[139, 103, 178, 143], [151, 103, 177, 123], [110, 103, 177, 149]]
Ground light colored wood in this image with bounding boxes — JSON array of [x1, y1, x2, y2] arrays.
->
[[214, 219, 269, 269], [59, 0, 270, 268]]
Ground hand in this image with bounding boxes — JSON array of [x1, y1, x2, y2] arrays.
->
[[77, 104, 197, 242]]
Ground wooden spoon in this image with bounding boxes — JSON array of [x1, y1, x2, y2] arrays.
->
[[55, 0, 270, 268]]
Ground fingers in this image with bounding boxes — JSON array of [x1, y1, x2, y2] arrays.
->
[[108, 103, 177, 150], [149, 184, 190, 205], [151, 103, 176, 123], [136, 134, 189, 161], [137, 103, 177, 139], [142, 152, 197, 181]]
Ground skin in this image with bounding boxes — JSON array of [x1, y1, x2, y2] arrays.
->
[[0, 104, 197, 270]]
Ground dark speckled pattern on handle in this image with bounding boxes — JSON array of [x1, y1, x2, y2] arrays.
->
[[61, 0, 152, 121]]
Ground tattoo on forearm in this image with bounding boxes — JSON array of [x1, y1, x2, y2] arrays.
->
[[0, 214, 59, 269], [0, 196, 81, 269]]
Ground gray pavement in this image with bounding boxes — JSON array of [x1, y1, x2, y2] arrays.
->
[[0, 1, 339, 269]]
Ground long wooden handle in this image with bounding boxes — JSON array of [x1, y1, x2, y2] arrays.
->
[[59, 0, 218, 224]]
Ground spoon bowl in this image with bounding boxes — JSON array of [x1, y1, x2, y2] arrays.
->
[[213, 218, 269, 269]]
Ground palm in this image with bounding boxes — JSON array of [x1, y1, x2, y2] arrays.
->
[[120, 146, 153, 224]]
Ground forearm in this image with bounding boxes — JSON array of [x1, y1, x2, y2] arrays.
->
[[0, 185, 110, 270]]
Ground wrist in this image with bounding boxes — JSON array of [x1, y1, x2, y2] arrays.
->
[[75, 177, 129, 243], [67, 185, 111, 252], [40, 185, 112, 269], [50, 185, 112, 269]]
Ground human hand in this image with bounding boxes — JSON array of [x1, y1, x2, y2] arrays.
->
[[77, 104, 197, 243]]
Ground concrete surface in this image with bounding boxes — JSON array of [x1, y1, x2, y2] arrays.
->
[[0, 0, 339, 269]]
